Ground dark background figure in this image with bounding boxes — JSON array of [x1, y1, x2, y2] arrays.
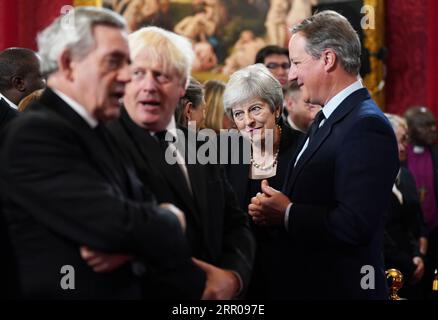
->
[[0, 47, 45, 130], [174, 76, 206, 129], [255, 45, 290, 89], [0, 47, 45, 299], [384, 113, 426, 299], [405, 106, 438, 299], [283, 80, 321, 133]]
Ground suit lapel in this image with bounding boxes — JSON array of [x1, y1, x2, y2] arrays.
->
[[184, 127, 227, 237], [120, 112, 203, 228], [286, 88, 370, 194], [0, 98, 19, 128], [185, 154, 209, 236], [34, 89, 128, 191], [278, 125, 303, 191]]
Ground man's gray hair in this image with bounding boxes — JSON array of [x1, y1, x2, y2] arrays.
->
[[291, 10, 361, 75], [37, 6, 126, 76], [385, 113, 407, 133], [223, 63, 283, 119]]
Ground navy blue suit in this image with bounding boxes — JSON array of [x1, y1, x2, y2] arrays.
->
[[280, 88, 399, 299]]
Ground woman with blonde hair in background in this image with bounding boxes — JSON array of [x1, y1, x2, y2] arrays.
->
[[204, 80, 234, 132], [17, 89, 44, 112]]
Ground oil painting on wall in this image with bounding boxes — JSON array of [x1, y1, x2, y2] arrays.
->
[[103, 1, 377, 84]]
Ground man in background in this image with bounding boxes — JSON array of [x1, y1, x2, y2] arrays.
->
[[0, 48, 45, 129], [284, 80, 321, 132]]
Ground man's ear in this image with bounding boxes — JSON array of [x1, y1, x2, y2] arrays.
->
[[284, 97, 294, 113], [11, 76, 25, 92], [58, 50, 74, 80], [322, 49, 337, 72], [184, 101, 193, 120], [179, 81, 187, 98]]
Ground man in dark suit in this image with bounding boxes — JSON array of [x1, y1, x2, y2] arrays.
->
[[0, 48, 45, 299], [249, 10, 399, 299], [0, 48, 45, 128], [0, 49, 45, 104], [96, 26, 255, 299], [0, 98, 18, 130], [0, 7, 202, 299], [283, 80, 321, 133], [404, 106, 438, 299]]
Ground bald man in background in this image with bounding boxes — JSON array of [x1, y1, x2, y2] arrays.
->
[[0, 48, 45, 129]]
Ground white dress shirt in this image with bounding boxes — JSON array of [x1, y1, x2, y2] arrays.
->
[[284, 80, 364, 229], [0, 92, 18, 110], [52, 89, 98, 128]]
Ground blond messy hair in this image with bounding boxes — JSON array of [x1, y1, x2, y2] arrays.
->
[[128, 26, 195, 87]]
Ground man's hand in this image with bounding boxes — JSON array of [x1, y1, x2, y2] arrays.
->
[[419, 237, 428, 256], [160, 203, 186, 233], [411, 256, 425, 284], [192, 258, 240, 300], [248, 180, 291, 226], [80, 246, 133, 273]]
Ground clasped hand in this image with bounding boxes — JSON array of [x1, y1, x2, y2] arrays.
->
[[248, 179, 291, 227]]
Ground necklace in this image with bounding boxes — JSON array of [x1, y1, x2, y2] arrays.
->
[[250, 125, 282, 171]]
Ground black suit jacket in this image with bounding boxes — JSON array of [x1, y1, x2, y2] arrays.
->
[[384, 167, 425, 279], [107, 108, 255, 298], [0, 98, 18, 131], [0, 97, 19, 298], [281, 88, 399, 299], [0, 89, 198, 299]]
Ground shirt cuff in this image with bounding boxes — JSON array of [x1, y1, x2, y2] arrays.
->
[[284, 203, 293, 231]]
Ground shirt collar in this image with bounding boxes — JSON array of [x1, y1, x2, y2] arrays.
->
[[412, 145, 425, 154], [52, 89, 98, 128], [321, 79, 364, 120], [287, 116, 304, 133], [0, 93, 18, 110], [150, 116, 177, 138]]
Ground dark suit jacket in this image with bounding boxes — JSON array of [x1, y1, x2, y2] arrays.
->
[[0, 97, 19, 298], [281, 88, 399, 299], [0, 98, 18, 132], [431, 146, 438, 214], [224, 122, 303, 299], [384, 167, 424, 282], [406, 145, 438, 291], [107, 108, 255, 298], [0, 89, 200, 299]]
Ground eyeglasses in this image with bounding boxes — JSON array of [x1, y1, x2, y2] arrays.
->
[[265, 62, 290, 70]]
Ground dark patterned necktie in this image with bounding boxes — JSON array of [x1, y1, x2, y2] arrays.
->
[[154, 130, 170, 152], [307, 110, 326, 143]]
